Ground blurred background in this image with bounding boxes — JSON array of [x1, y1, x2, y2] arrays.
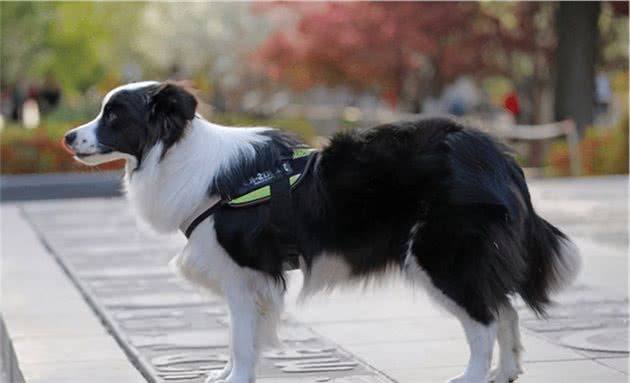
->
[[2, 4, 629, 382], [1, 1, 628, 177]]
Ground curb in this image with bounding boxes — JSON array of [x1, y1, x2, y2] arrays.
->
[[0, 315, 24, 383], [1, 204, 146, 383], [0, 171, 123, 202]]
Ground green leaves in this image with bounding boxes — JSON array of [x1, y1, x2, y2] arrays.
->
[[1, 2, 145, 96]]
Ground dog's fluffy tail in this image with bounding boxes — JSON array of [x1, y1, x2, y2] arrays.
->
[[520, 215, 581, 315]]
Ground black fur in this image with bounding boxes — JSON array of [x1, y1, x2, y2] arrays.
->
[[211, 118, 572, 324], [96, 83, 196, 168], [148, 83, 197, 160]]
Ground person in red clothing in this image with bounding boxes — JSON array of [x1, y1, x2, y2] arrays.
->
[[503, 91, 520, 117]]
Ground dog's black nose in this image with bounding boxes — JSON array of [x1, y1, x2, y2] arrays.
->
[[64, 132, 77, 146]]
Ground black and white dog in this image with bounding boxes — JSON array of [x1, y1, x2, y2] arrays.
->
[[63, 82, 580, 383]]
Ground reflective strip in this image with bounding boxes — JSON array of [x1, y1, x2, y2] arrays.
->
[[228, 174, 302, 206], [229, 185, 271, 205], [227, 148, 315, 206], [293, 147, 316, 158]]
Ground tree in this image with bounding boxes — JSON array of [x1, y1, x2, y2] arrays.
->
[[0, 2, 145, 95], [553, 2, 601, 133], [254, 2, 555, 112], [136, 3, 274, 108]]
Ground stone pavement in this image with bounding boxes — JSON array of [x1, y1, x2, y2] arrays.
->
[[1, 175, 628, 383]]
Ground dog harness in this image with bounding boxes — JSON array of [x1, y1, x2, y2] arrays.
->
[[180, 147, 318, 244]]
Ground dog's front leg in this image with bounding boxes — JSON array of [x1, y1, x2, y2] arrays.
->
[[205, 358, 232, 382], [217, 281, 259, 383]]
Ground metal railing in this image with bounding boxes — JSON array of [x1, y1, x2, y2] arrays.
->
[[487, 119, 581, 176]]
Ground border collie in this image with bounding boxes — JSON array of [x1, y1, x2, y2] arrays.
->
[[63, 82, 580, 383]]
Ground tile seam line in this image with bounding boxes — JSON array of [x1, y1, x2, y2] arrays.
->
[[17, 205, 155, 383], [522, 326, 630, 359], [301, 324, 400, 383], [590, 358, 630, 376]]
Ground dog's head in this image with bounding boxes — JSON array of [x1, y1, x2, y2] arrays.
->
[[63, 81, 197, 167]]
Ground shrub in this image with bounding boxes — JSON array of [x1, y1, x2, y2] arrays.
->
[[0, 114, 316, 175], [547, 116, 629, 176], [0, 125, 123, 174]]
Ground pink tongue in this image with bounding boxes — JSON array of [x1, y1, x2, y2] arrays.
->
[[60, 137, 75, 154]]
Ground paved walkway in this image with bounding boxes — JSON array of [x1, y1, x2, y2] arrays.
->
[[2, 175, 628, 382]]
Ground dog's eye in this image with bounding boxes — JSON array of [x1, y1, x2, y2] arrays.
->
[[104, 109, 117, 123]]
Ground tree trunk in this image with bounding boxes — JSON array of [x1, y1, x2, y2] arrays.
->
[[553, 1, 600, 135]]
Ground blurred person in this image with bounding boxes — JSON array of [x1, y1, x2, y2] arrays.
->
[[9, 79, 27, 122], [594, 72, 611, 114], [444, 77, 479, 117], [38, 72, 62, 115], [22, 98, 40, 129], [168, 64, 183, 81], [502, 91, 520, 118]]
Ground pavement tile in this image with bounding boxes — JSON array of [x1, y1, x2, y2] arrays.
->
[[20, 360, 146, 383], [311, 318, 463, 345], [595, 357, 629, 374], [2, 311, 106, 339], [12, 336, 129, 365], [386, 359, 628, 383], [342, 333, 586, 371], [256, 376, 391, 383], [2, 204, 145, 383]]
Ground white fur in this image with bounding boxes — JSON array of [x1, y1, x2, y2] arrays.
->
[[170, 218, 284, 383], [299, 253, 353, 300], [102, 81, 159, 106], [490, 303, 523, 383], [124, 118, 269, 233], [552, 236, 582, 292], [403, 222, 497, 383]]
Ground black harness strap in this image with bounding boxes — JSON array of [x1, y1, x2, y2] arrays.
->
[[183, 200, 225, 238]]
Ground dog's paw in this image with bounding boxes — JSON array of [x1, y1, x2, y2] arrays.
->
[[213, 379, 253, 383], [204, 370, 229, 383], [447, 374, 485, 383], [210, 371, 254, 383], [488, 366, 522, 383]]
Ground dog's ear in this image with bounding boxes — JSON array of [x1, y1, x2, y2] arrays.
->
[[149, 82, 197, 122], [147, 82, 197, 158]]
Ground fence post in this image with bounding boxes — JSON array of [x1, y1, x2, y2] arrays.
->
[[564, 120, 581, 176]]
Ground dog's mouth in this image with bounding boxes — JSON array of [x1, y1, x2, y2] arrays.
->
[[75, 152, 96, 159], [75, 148, 112, 159], [66, 142, 114, 159]]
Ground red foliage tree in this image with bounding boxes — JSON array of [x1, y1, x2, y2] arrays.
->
[[254, 2, 554, 110]]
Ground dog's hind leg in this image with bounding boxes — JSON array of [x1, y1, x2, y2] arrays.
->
[[403, 224, 497, 383], [489, 303, 523, 383], [404, 255, 497, 383], [448, 313, 497, 383]]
